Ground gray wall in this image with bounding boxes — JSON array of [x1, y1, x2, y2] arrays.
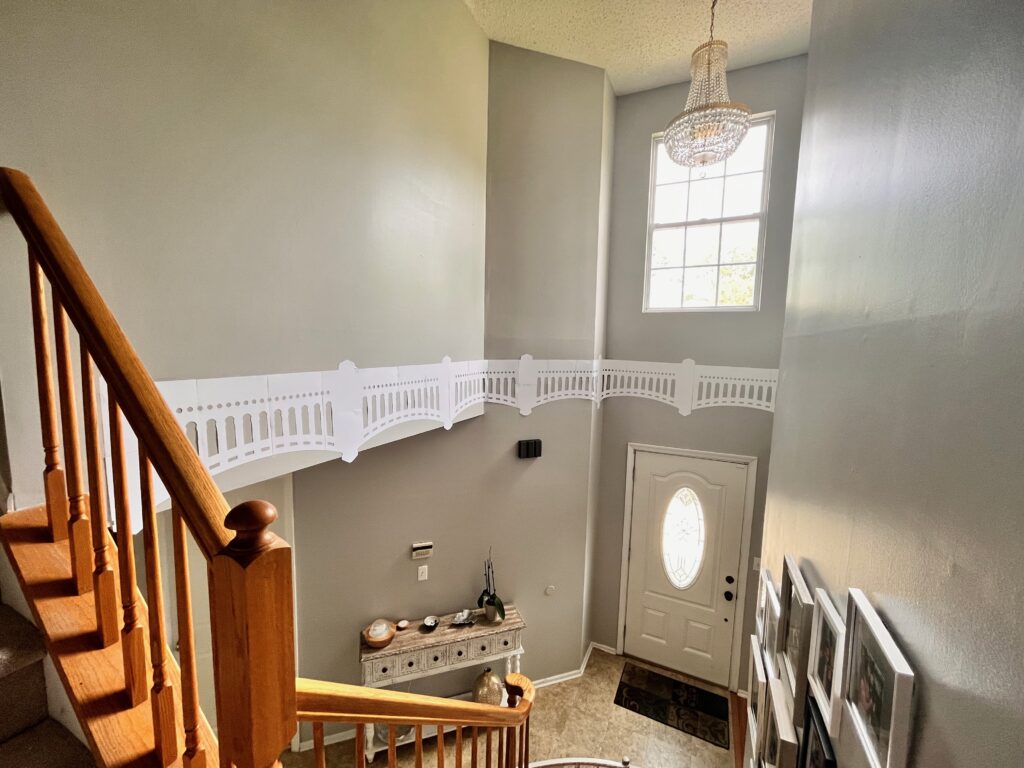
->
[[760, 1, 1024, 766], [0, 0, 488, 509], [290, 42, 614, 741], [589, 56, 807, 687]]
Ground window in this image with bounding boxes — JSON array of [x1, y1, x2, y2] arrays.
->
[[644, 114, 774, 311], [661, 486, 706, 589]]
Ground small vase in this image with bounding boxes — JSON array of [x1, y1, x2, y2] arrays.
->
[[484, 602, 502, 623], [473, 667, 504, 705]]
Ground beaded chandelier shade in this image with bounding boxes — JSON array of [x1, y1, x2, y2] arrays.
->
[[664, 0, 751, 167]]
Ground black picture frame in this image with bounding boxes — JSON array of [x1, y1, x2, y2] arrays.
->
[[799, 695, 837, 768]]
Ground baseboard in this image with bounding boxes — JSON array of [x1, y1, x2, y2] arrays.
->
[[294, 642, 620, 752]]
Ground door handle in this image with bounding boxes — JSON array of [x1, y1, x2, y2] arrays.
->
[[724, 590, 734, 601]]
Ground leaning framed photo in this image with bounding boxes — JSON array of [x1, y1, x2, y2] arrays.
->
[[843, 589, 915, 768], [778, 554, 814, 727], [756, 568, 774, 641], [761, 676, 799, 768], [759, 569, 781, 678], [807, 587, 845, 736], [747, 635, 768, 756], [799, 695, 837, 768]]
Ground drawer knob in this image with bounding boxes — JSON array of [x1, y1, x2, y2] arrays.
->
[[382, 667, 388, 673], [503, 640, 509, 646], [457, 650, 463, 657], [480, 644, 487, 651], [408, 660, 414, 668], [433, 655, 440, 662]]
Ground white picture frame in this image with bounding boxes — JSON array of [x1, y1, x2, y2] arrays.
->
[[842, 589, 915, 768], [807, 587, 845, 737], [778, 554, 814, 728], [761, 676, 799, 768], [760, 569, 782, 679], [756, 568, 773, 642], [747, 634, 768, 757]]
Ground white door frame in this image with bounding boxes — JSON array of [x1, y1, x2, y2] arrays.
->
[[617, 442, 758, 692]]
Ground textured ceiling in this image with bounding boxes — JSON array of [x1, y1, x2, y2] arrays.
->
[[463, 0, 812, 94]]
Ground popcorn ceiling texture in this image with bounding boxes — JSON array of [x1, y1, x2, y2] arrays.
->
[[463, 0, 811, 94]]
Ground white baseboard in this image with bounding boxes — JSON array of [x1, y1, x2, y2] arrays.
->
[[294, 642, 619, 752]]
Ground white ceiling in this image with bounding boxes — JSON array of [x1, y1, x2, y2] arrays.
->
[[463, 0, 812, 95]]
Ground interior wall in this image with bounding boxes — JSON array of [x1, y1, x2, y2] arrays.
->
[[760, 1, 1024, 765], [588, 56, 807, 683], [290, 42, 614, 743], [0, 0, 488, 509]]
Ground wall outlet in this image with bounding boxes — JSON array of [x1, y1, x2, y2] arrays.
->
[[417, 565, 429, 582], [752, 556, 761, 571]]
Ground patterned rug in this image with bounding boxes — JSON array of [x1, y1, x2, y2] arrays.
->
[[613, 661, 731, 749]]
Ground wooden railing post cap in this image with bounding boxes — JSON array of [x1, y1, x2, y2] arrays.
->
[[225, 499, 277, 553]]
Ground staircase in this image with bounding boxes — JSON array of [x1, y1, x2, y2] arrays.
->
[[0, 600, 93, 767], [0, 167, 535, 768]]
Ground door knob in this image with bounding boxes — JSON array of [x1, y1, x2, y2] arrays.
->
[[724, 590, 734, 601]]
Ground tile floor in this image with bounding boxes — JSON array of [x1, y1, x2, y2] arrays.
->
[[281, 650, 737, 768]]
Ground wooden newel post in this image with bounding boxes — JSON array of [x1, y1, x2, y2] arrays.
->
[[209, 500, 296, 768]]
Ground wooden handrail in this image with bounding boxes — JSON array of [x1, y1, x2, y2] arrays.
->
[[0, 167, 230, 560], [296, 674, 535, 728]]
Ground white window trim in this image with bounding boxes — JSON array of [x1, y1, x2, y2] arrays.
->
[[642, 111, 776, 313]]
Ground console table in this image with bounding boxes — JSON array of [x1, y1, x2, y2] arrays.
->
[[359, 605, 526, 762]]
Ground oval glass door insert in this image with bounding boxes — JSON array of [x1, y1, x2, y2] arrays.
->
[[661, 486, 706, 589]]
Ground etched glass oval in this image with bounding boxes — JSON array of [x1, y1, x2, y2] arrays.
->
[[661, 487, 706, 589]]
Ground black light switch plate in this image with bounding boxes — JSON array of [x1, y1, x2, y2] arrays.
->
[[517, 439, 542, 459]]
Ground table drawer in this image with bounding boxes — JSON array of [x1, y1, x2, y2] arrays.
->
[[398, 652, 422, 676], [469, 636, 494, 659], [371, 657, 397, 684], [449, 641, 469, 664], [494, 630, 519, 653], [424, 648, 447, 669]]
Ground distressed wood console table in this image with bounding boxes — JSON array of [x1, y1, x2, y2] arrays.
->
[[359, 605, 526, 761]]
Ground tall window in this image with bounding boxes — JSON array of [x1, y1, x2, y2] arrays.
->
[[644, 114, 774, 311]]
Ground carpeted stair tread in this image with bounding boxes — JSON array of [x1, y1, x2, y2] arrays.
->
[[0, 603, 45, 680], [0, 718, 96, 768]]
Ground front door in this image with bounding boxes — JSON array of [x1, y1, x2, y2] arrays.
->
[[624, 450, 748, 686]]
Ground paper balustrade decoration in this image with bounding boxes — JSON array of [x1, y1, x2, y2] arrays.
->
[[98, 355, 778, 532]]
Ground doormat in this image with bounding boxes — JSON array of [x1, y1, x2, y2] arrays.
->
[[613, 661, 730, 750]]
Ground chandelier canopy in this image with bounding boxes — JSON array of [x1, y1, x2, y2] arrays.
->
[[664, 1, 751, 167]]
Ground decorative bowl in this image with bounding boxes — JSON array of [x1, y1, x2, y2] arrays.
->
[[422, 615, 440, 632], [361, 619, 396, 649]]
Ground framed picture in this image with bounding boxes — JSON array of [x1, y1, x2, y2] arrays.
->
[[760, 570, 781, 678], [761, 676, 799, 768], [807, 587, 845, 736], [799, 695, 837, 768], [747, 635, 768, 756], [778, 554, 814, 727], [843, 589, 915, 768], [756, 568, 772, 641]]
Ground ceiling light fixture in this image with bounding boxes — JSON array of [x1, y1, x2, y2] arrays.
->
[[663, 0, 750, 167]]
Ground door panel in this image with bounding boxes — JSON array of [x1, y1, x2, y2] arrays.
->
[[624, 451, 748, 686]]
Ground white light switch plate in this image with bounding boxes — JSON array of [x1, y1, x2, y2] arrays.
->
[[417, 565, 429, 581]]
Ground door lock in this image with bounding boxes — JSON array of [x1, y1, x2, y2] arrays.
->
[[724, 590, 734, 601]]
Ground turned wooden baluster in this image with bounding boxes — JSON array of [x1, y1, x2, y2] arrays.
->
[[312, 722, 325, 768], [437, 725, 446, 768], [80, 349, 118, 646], [486, 729, 493, 768], [456, 725, 463, 768], [52, 290, 91, 593], [388, 725, 397, 767], [140, 449, 179, 765], [27, 252, 68, 541], [209, 500, 296, 768], [356, 724, 366, 768], [172, 502, 207, 768], [471, 727, 479, 768], [108, 399, 148, 705], [415, 725, 424, 768]]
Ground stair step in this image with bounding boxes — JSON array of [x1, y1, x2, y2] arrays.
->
[[0, 718, 96, 768], [0, 603, 46, 679]]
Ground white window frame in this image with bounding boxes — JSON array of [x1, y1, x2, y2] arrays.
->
[[642, 111, 776, 313]]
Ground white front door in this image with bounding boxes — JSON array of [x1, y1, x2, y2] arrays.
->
[[624, 450, 748, 686]]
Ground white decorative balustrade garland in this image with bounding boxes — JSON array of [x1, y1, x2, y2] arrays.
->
[[99, 356, 776, 530]]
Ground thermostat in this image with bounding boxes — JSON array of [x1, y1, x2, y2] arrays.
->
[[411, 541, 433, 560]]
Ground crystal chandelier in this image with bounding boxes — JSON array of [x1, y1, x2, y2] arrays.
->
[[664, 0, 750, 167]]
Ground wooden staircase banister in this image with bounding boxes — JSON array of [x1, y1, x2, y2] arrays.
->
[[296, 674, 535, 728], [0, 167, 231, 560], [2, 167, 296, 768]]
